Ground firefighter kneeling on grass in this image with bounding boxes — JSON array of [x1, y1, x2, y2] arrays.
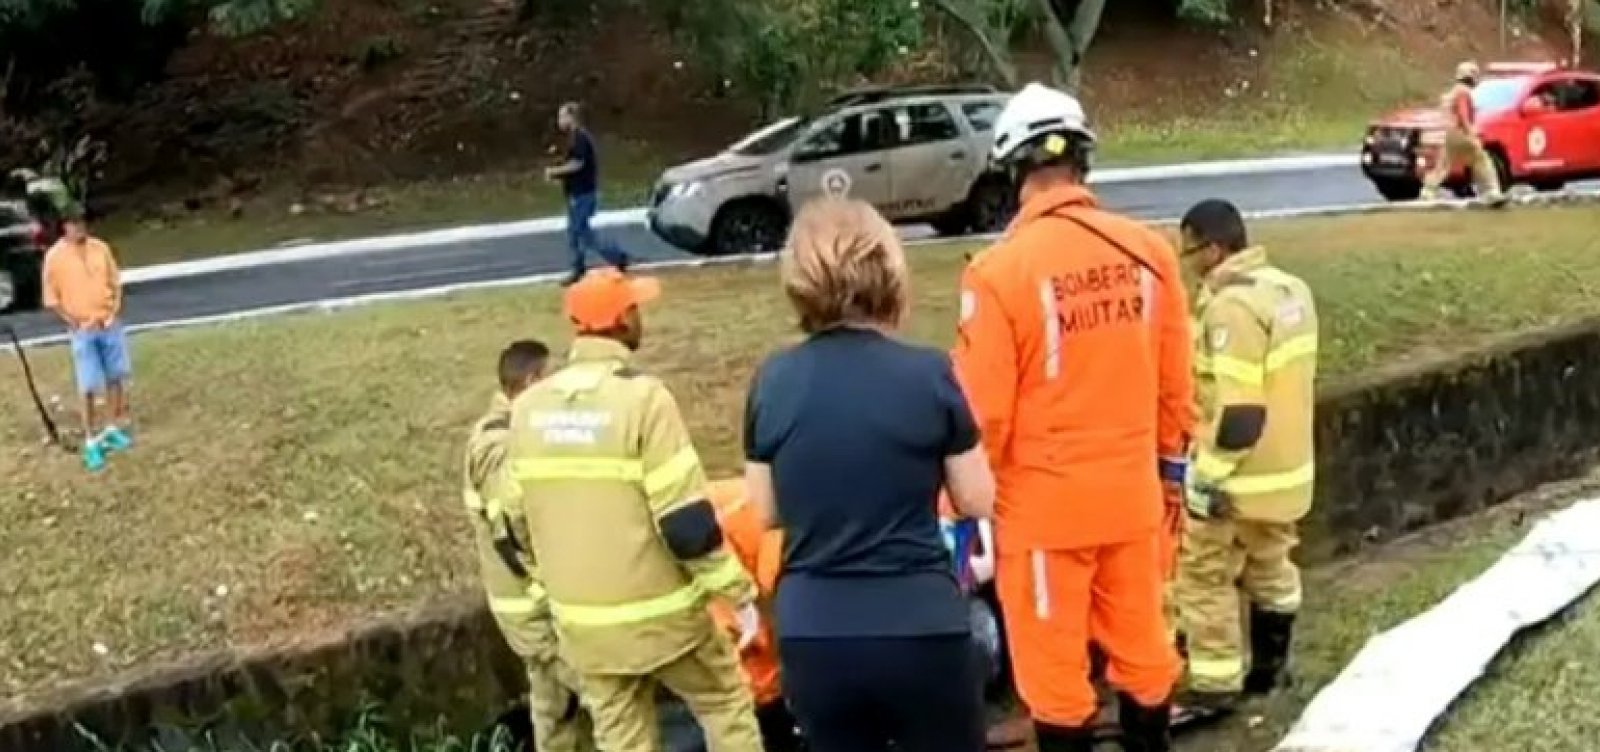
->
[[485, 268, 766, 752], [1171, 199, 1319, 724], [462, 339, 595, 752]]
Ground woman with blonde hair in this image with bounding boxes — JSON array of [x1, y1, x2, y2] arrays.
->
[[741, 198, 995, 751]]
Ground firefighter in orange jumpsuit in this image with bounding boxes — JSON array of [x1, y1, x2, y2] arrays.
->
[[951, 83, 1195, 752], [705, 479, 802, 752]]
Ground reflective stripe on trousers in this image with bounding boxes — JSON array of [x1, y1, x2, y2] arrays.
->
[[491, 595, 539, 615], [1188, 657, 1245, 681]]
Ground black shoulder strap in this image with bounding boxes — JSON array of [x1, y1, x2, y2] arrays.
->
[[1043, 203, 1165, 283]]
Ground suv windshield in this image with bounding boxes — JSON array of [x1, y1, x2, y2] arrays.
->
[[728, 118, 808, 156], [1473, 77, 1527, 114]]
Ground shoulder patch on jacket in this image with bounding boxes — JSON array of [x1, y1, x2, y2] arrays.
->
[[1275, 298, 1308, 327], [1208, 326, 1230, 351]]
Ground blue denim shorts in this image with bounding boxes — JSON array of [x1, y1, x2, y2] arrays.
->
[[69, 322, 132, 395]]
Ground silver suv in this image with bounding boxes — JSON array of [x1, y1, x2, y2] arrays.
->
[[647, 85, 1016, 256]]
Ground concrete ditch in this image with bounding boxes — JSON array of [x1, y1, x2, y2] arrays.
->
[[6, 315, 1600, 751]]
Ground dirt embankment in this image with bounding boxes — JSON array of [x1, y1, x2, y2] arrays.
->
[[10, 0, 1585, 212]]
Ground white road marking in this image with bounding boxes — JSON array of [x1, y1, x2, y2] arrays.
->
[[119, 154, 1357, 286], [10, 190, 1594, 354], [333, 264, 510, 291]]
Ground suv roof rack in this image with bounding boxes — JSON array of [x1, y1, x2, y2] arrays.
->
[[823, 83, 1001, 111]]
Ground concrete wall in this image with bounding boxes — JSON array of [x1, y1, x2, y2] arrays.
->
[[0, 595, 526, 751], [8, 317, 1600, 750], [1306, 317, 1600, 561]]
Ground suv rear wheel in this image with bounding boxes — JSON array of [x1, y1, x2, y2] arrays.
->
[[966, 176, 1015, 234], [0, 253, 43, 313], [707, 200, 788, 257]]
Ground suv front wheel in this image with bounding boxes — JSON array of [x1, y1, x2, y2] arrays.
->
[[706, 200, 789, 257], [1373, 178, 1422, 202]]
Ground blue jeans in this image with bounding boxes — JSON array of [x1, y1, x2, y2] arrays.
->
[[565, 192, 627, 276], [69, 321, 132, 396]]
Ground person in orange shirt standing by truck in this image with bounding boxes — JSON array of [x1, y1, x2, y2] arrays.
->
[[951, 83, 1194, 752]]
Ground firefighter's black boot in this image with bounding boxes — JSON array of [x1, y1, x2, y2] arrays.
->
[[1244, 606, 1296, 695], [1117, 692, 1173, 752], [1032, 721, 1097, 752]]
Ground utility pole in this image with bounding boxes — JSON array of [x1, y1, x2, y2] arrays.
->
[[1571, 0, 1583, 67]]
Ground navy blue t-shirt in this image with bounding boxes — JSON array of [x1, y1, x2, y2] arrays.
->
[[563, 129, 599, 197], [744, 328, 980, 638]]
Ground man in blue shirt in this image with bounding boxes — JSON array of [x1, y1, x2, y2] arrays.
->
[[546, 102, 631, 286]]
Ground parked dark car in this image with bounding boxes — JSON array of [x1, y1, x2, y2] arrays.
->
[[0, 200, 49, 313]]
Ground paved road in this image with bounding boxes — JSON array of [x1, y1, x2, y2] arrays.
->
[[0, 165, 1384, 341]]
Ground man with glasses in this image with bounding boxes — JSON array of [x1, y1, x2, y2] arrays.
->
[[1170, 199, 1319, 725]]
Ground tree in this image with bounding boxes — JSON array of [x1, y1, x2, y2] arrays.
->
[[651, 0, 924, 116], [927, 0, 1022, 87], [1, 0, 315, 34], [1035, 0, 1105, 91], [928, 0, 1104, 91]]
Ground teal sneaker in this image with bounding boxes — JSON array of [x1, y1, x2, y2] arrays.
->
[[101, 426, 133, 453], [82, 441, 107, 473]]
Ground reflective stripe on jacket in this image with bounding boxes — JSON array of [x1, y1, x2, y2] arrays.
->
[[952, 184, 1194, 550], [1192, 247, 1318, 523], [491, 336, 755, 674], [463, 393, 558, 662]]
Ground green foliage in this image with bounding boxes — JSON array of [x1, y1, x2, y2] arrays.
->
[[0, 0, 72, 27], [654, 0, 924, 115], [78, 703, 527, 752], [0, 0, 315, 36], [138, 0, 318, 35], [1176, 0, 1233, 24]]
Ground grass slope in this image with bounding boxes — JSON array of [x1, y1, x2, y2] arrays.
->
[[2, 206, 1598, 704], [1174, 473, 1600, 752]]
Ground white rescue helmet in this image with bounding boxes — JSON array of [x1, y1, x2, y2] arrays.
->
[[990, 82, 1097, 167], [1456, 61, 1480, 82]]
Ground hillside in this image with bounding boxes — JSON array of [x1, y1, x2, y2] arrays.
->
[[2, 0, 1587, 257]]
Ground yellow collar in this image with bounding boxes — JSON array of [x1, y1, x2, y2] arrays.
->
[[569, 336, 634, 366], [1204, 246, 1268, 292]]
